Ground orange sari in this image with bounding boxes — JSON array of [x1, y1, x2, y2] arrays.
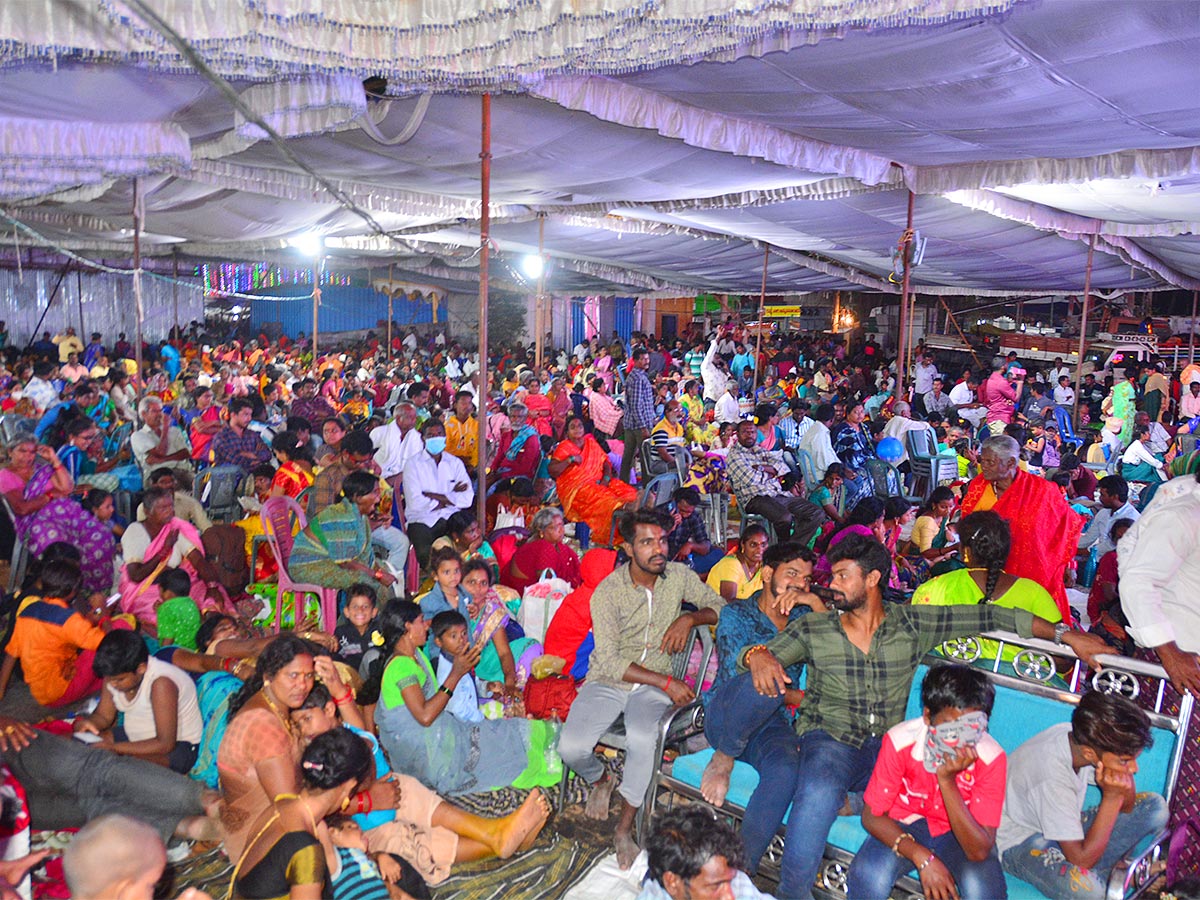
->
[[961, 469, 1082, 621], [552, 435, 637, 541]]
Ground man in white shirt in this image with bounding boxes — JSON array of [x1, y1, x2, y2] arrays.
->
[[880, 401, 936, 465], [1076, 475, 1139, 561], [949, 374, 987, 430], [129, 396, 193, 484], [714, 382, 741, 425], [797, 404, 840, 481], [1048, 358, 1072, 385], [911, 355, 939, 415], [402, 419, 473, 566], [700, 339, 729, 407], [24, 361, 59, 414], [1118, 473, 1200, 697], [1053, 375, 1076, 407], [370, 401, 423, 485]]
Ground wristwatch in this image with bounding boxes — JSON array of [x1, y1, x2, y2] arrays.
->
[[1053, 621, 1070, 646]]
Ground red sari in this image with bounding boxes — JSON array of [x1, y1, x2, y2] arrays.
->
[[960, 469, 1083, 621], [552, 436, 637, 542]]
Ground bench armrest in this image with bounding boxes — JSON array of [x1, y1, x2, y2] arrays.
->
[[1105, 826, 1170, 900]]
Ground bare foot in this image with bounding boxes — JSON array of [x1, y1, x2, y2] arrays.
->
[[614, 826, 640, 870], [584, 775, 615, 821], [699, 750, 735, 807], [497, 789, 552, 858], [176, 814, 222, 843], [200, 789, 223, 819]]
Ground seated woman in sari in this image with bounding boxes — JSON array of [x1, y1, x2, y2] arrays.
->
[[912, 510, 1060, 672], [374, 600, 561, 797], [523, 379, 554, 439], [420, 548, 536, 694], [829, 401, 876, 513], [431, 509, 499, 583], [549, 415, 637, 544], [489, 403, 542, 488], [502, 507, 583, 596], [230, 728, 370, 900], [287, 470, 397, 597], [1120, 426, 1167, 483], [189, 386, 224, 465], [0, 436, 115, 595], [908, 486, 962, 578], [56, 416, 131, 493], [119, 487, 233, 627]]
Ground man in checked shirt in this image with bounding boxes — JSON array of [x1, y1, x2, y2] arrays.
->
[[702, 533, 1110, 899]]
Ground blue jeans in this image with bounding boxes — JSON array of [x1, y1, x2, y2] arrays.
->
[[704, 671, 881, 898], [847, 818, 1007, 900], [704, 677, 800, 873], [1001, 793, 1169, 900], [688, 546, 727, 579]]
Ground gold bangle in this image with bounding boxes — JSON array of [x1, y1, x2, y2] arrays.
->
[[890, 832, 915, 856], [742, 644, 769, 665]]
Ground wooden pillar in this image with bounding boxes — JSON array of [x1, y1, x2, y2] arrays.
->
[[476, 94, 492, 528], [1072, 234, 1097, 428]]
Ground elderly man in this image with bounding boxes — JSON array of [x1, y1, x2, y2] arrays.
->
[[1133, 410, 1172, 456], [727, 420, 826, 544], [879, 400, 936, 465], [559, 510, 724, 870], [369, 400, 423, 484], [961, 435, 1082, 620], [129, 396, 193, 484]]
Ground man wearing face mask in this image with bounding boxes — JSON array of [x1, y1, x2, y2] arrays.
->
[[704, 534, 1109, 899], [402, 419, 473, 567]]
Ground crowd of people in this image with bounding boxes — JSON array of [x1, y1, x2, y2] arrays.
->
[[0, 316, 1194, 900]]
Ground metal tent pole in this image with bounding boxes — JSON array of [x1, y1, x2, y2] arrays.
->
[[895, 190, 915, 401], [1072, 234, 1097, 428], [1190, 290, 1197, 366], [752, 245, 768, 395], [476, 94, 492, 529], [535, 214, 545, 370], [132, 178, 145, 413]]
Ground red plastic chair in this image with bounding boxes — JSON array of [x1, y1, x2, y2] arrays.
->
[[260, 495, 339, 632]]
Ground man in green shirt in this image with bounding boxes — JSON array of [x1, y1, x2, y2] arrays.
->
[[703, 533, 1109, 898], [559, 509, 724, 870]]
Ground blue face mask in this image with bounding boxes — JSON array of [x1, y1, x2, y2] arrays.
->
[[425, 436, 447, 456]]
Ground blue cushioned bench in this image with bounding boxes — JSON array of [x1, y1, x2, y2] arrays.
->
[[649, 632, 1192, 900]]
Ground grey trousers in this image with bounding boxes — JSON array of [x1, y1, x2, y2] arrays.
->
[[4, 732, 205, 842], [558, 682, 673, 808]]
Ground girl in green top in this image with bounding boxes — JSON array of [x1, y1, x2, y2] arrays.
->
[[373, 600, 561, 796], [912, 510, 1061, 674]]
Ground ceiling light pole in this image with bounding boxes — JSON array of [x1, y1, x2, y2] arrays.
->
[[476, 93, 492, 529], [1072, 233, 1097, 429]]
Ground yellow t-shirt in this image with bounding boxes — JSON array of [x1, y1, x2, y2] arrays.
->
[[705, 555, 764, 600]]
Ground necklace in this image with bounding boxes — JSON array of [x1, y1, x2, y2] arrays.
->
[[260, 687, 295, 737]]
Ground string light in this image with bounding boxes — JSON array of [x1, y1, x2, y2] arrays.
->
[[196, 262, 353, 295]]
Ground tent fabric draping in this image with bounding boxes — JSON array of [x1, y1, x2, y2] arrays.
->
[[0, 0, 1197, 296]]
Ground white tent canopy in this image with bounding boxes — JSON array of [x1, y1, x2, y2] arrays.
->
[[1, 0, 1199, 297]]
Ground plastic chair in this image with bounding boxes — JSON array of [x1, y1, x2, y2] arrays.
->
[[639, 440, 672, 479], [865, 458, 919, 504], [795, 448, 819, 487], [1051, 405, 1082, 451], [0, 416, 33, 444], [638, 472, 679, 511], [739, 512, 777, 546], [904, 428, 957, 501], [193, 464, 246, 523], [259, 495, 339, 632]]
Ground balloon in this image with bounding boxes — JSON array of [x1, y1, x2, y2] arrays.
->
[[877, 436, 905, 463]]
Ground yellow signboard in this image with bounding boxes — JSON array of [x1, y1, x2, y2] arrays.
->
[[763, 305, 804, 318]]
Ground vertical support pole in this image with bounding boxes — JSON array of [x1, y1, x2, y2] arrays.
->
[[895, 190, 915, 401], [1190, 290, 1197, 366], [387, 264, 394, 357], [311, 282, 319, 362], [171, 250, 179, 340], [132, 178, 144, 414], [1072, 234, 1097, 428], [535, 214, 546, 370], [75, 268, 85, 338], [832, 290, 841, 333], [476, 93, 492, 529], [752, 245, 768, 395]]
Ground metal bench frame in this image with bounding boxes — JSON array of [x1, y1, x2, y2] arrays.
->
[[645, 631, 1192, 900]]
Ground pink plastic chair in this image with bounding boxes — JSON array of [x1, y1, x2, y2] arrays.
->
[[260, 495, 339, 632]]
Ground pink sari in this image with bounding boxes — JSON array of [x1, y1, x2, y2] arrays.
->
[[118, 517, 232, 626]]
